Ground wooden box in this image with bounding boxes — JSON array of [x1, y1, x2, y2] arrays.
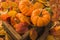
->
[[2, 21, 52, 40]]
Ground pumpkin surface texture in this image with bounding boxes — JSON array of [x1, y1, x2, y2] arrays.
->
[[19, 0, 33, 16], [16, 13, 30, 24], [31, 9, 51, 27]]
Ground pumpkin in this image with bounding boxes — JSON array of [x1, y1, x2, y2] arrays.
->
[[0, 14, 10, 21], [16, 13, 30, 24], [33, 2, 44, 9], [30, 29, 37, 40], [31, 9, 51, 27], [19, 0, 33, 16], [8, 10, 17, 17], [14, 22, 28, 34]]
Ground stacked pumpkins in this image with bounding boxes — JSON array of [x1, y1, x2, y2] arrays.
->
[[19, 0, 51, 27], [0, 0, 51, 40]]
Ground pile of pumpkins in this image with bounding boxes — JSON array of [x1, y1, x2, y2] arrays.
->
[[0, 0, 51, 40]]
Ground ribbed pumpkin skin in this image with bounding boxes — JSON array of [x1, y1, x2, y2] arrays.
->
[[19, 0, 45, 16], [31, 9, 51, 27], [19, 0, 33, 16], [33, 2, 44, 9], [16, 13, 30, 24]]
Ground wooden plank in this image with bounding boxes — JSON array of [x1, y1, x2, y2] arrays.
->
[[2, 21, 22, 40], [38, 26, 49, 40]]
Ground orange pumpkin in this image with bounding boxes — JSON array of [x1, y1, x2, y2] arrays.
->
[[16, 13, 30, 24], [33, 2, 44, 9], [19, 0, 33, 16], [19, 0, 45, 16], [14, 22, 28, 34], [0, 14, 10, 21], [31, 9, 51, 27]]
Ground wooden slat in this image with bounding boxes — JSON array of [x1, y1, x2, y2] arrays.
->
[[2, 21, 22, 40], [38, 26, 50, 40]]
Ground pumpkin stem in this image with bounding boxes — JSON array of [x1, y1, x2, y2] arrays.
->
[[39, 11, 43, 17]]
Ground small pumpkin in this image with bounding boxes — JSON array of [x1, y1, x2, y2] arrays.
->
[[14, 22, 28, 34], [19, 0, 33, 16], [31, 9, 51, 27], [16, 13, 30, 24], [0, 14, 10, 21], [33, 2, 44, 9]]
